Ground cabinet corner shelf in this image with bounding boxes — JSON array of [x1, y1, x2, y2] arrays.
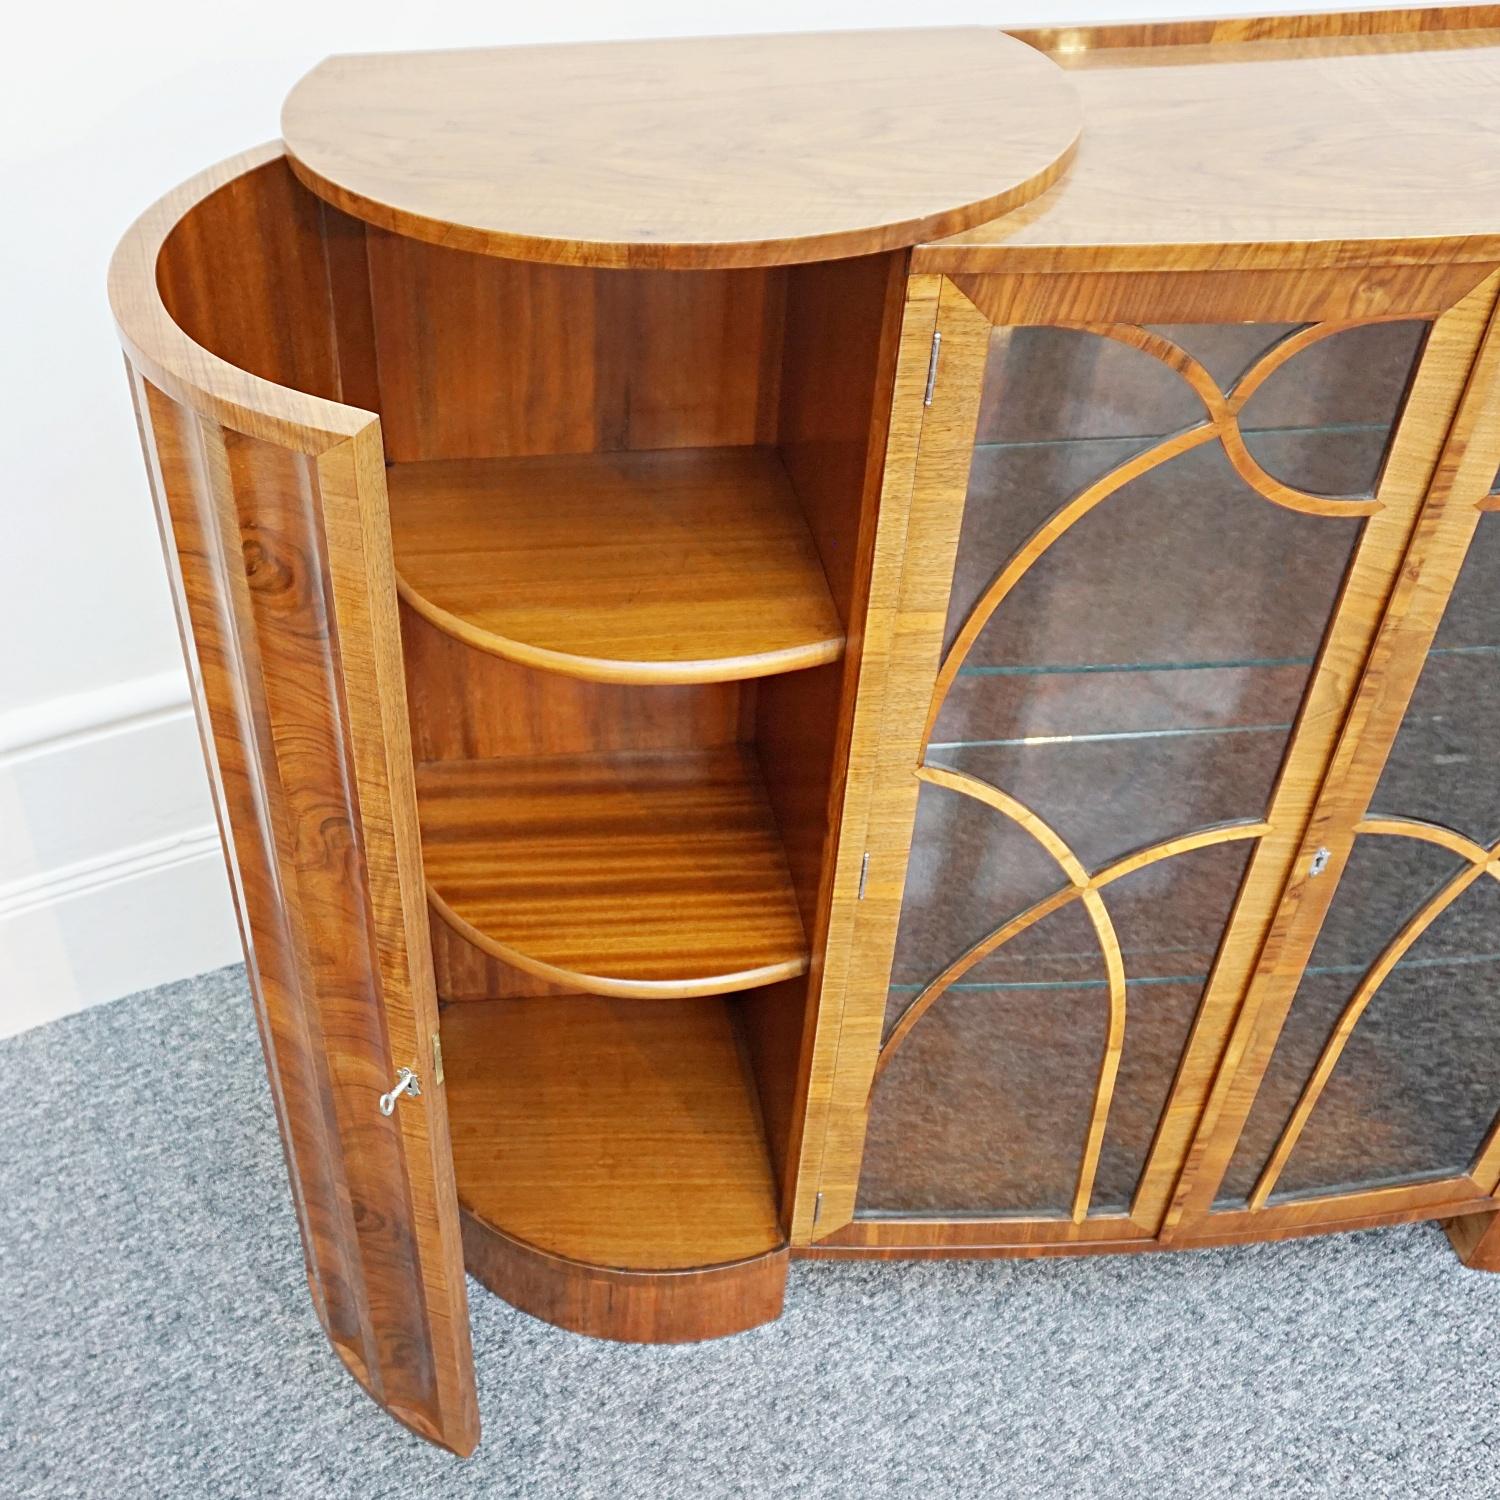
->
[[443, 996, 788, 1341], [416, 746, 809, 999], [388, 446, 846, 685]]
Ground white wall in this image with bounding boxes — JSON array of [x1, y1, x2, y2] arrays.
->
[[0, 0, 1325, 1035]]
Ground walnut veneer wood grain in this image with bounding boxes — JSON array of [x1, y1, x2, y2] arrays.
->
[[416, 748, 808, 999], [112, 11, 1500, 1431], [282, 29, 1082, 270], [398, 603, 746, 764], [747, 250, 911, 1214], [1446, 1207, 1500, 1270], [788, 274, 993, 1241], [1161, 269, 1500, 1234], [1010, 7, 1500, 51], [388, 447, 844, 684], [923, 23, 1500, 274], [809, 1179, 1497, 1257]]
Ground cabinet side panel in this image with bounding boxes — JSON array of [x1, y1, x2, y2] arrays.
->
[[132, 374, 478, 1453], [746, 252, 908, 1207]]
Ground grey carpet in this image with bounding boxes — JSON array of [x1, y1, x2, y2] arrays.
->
[[4, 967, 1500, 1499]]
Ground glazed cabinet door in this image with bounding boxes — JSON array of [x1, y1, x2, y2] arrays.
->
[[1168, 284, 1500, 1238], [129, 376, 480, 1453], [798, 266, 1500, 1254]]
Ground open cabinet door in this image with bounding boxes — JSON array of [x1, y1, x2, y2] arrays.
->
[[130, 381, 480, 1454]]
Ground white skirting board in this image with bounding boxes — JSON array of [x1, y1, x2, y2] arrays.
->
[[0, 671, 242, 1038]]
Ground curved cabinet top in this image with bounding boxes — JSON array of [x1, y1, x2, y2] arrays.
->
[[921, 18, 1500, 274], [279, 28, 1082, 270]]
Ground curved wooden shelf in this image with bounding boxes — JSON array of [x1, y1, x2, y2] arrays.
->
[[416, 747, 808, 999], [444, 996, 788, 1341], [388, 446, 844, 685], [281, 28, 1081, 270]]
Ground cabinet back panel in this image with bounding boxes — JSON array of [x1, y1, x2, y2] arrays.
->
[[399, 603, 745, 762], [367, 229, 786, 462]]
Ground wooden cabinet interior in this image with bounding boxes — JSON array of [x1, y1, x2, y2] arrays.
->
[[151, 154, 905, 1328], [377, 234, 907, 1300]]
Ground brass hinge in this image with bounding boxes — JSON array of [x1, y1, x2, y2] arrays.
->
[[813, 1190, 824, 1226], [857, 851, 871, 900], [431, 1030, 444, 1086], [923, 330, 942, 406]]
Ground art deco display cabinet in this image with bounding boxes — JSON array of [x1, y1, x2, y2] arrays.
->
[[112, 9, 1500, 1454]]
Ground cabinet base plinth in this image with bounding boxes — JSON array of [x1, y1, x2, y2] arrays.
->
[[1445, 1210, 1500, 1271], [461, 1212, 789, 1343]]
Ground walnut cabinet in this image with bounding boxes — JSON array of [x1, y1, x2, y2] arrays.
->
[[111, 11, 1500, 1454]]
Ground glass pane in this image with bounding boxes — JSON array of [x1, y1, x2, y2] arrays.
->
[[1371, 513, 1500, 842], [1274, 875, 1500, 1199], [928, 725, 1288, 877], [1215, 836, 1466, 1207], [1229, 320, 1427, 431], [1240, 427, 1395, 501], [1089, 840, 1255, 1214], [944, 437, 1362, 670], [1214, 508, 1500, 1207], [934, 436, 1361, 872], [888, 780, 1069, 1006], [863, 907, 1108, 1218], [859, 317, 1426, 1224], [974, 323, 1199, 445]]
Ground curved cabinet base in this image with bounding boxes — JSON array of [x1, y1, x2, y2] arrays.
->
[[462, 1213, 790, 1343]]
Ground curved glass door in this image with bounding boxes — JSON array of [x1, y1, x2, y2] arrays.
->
[[856, 312, 1428, 1227]]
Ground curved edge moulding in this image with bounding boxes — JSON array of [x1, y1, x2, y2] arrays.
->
[[442, 999, 790, 1342], [109, 139, 802, 1379]]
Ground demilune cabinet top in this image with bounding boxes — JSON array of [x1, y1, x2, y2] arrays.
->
[[111, 10, 1500, 1456]]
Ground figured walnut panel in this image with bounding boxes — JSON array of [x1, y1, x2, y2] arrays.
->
[[132, 383, 477, 1454], [153, 155, 344, 402], [365, 232, 786, 462], [461, 1219, 788, 1344], [1163, 274, 1500, 1234], [113, 145, 477, 1454], [429, 918, 572, 1003], [922, 25, 1500, 275], [399, 602, 744, 765], [1011, 8, 1500, 51]]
